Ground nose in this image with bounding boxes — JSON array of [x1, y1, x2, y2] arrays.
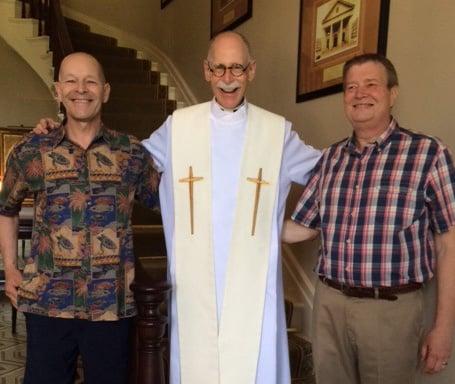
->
[[221, 69, 234, 83], [76, 80, 87, 93], [354, 85, 367, 98]]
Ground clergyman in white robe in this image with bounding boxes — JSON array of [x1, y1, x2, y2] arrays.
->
[[142, 99, 321, 384]]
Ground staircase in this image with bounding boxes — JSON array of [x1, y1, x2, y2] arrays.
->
[[64, 17, 176, 139], [0, 0, 54, 89]]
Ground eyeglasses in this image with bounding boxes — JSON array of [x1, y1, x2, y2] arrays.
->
[[206, 62, 250, 77]]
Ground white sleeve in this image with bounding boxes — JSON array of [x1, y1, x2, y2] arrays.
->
[[141, 115, 172, 173], [282, 120, 322, 185]]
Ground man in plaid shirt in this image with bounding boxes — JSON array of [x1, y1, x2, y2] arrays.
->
[[283, 54, 455, 383]]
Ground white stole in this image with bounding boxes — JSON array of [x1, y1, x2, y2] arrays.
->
[[172, 102, 285, 383]]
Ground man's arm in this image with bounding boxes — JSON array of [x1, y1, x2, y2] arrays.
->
[[282, 219, 318, 243], [0, 215, 22, 308], [421, 226, 455, 374]]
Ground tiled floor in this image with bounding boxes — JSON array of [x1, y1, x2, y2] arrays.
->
[[0, 295, 26, 384]]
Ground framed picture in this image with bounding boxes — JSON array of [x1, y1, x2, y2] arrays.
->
[[161, 0, 173, 9], [0, 126, 33, 206], [211, 0, 253, 37], [0, 127, 29, 178], [296, 0, 390, 102]]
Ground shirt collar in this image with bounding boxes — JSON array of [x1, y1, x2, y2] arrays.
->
[[344, 117, 398, 153], [51, 124, 119, 150]]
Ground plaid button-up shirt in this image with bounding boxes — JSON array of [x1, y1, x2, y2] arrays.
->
[[292, 120, 455, 287], [0, 126, 160, 320]]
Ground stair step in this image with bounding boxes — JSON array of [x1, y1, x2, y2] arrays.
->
[[137, 256, 167, 283], [133, 225, 166, 258], [64, 17, 90, 32], [105, 69, 160, 85], [96, 54, 151, 71], [105, 98, 176, 115], [102, 113, 166, 139], [110, 84, 169, 100], [72, 39, 137, 58], [67, 28, 117, 47]]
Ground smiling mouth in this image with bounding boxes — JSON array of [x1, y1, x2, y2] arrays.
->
[[219, 87, 239, 94], [71, 98, 92, 103], [353, 103, 373, 108]]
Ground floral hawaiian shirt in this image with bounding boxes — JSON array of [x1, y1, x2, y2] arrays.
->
[[0, 126, 160, 321]]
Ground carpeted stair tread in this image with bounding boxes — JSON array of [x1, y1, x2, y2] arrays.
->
[[64, 17, 90, 32], [110, 84, 169, 100], [96, 54, 152, 71], [104, 98, 176, 115], [67, 28, 117, 46], [72, 39, 138, 58], [105, 69, 160, 85]]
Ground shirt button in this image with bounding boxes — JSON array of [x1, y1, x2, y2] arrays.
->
[[355, 184, 359, 189], [346, 239, 351, 244]]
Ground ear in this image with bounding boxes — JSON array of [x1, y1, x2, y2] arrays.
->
[[102, 82, 111, 103], [54, 82, 63, 102], [203, 60, 212, 82], [247, 60, 256, 82], [389, 86, 399, 108]]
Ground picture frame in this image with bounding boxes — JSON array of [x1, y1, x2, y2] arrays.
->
[[161, 0, 173, 10], [211, 0, 253, 38], [296, 0, 390, 102], [0, 126, 33, 206]]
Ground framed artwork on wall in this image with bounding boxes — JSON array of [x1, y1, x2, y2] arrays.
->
[[296, 0, 390, 102], [0, 127, 29, 178], [161, 0, 173, 9], [211, 0, 253, 37], [0, 126, 33, 206]]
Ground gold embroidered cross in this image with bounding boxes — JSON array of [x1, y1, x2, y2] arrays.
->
[[179, 166, 204, 235], [247, 168, 270, 236]]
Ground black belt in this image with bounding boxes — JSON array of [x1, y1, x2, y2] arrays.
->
[[319, 276, 423, 301]]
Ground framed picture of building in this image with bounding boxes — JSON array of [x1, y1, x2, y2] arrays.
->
[[211, 0, 253, 37], [161, 0, 173, 9], [296, 0, 390, 102]]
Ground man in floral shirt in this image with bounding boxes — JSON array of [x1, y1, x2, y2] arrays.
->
[[0, 52, 159, 384]]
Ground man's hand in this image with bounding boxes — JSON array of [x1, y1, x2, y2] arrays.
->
[[420, 325, 453, 374], [4, 267, 22, 308], [33, 118, 60, 135], [282, 219, 319, 243]]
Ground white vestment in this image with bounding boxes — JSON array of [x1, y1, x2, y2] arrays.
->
[[142, 100, 321, 384]]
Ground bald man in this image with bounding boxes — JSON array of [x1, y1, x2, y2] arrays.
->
[[0, 53, 160, 384], [142, 31, 320, 384]]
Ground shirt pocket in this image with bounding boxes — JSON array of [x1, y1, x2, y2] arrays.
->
[[42, 147, 78, 182], [87, 145, 122, 183], [375, 184, 420, 230]]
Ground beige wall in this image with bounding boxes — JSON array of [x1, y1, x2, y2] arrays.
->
[[0, 37, 56, 128], [61, 0, 455, 148], [62, 0, 455, 381]]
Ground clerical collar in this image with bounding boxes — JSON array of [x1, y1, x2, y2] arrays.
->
[[211, 98, 248, 122], [213, 98, 245, 113]]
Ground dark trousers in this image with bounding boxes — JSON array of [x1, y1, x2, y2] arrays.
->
[[24, 313, 133, 384]]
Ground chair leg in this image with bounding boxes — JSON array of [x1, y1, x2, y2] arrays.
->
[[12, 304, 17, 334]]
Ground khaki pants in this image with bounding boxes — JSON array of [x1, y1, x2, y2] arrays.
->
[[312, 280, 425, 384]]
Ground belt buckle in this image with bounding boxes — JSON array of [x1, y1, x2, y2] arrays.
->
[[374, 288, 379, 299]]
